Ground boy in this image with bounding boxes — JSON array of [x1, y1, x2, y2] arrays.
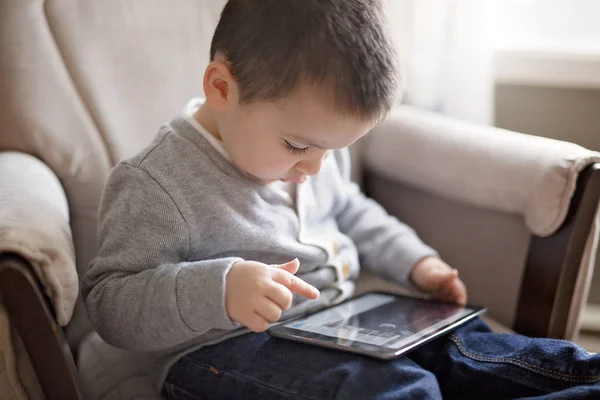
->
[[83, 0, 600, 398]]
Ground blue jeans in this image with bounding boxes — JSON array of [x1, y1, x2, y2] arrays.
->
[[162, 319, 600, 399]]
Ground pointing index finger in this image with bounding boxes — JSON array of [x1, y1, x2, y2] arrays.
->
[[272, 269, 319, 300]]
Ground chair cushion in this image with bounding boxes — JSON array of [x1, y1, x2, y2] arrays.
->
[[78, 332, 162, 400], [480, 315, 515, 335]]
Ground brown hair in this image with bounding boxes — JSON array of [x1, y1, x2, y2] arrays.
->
[[210, 0, 400, 120]]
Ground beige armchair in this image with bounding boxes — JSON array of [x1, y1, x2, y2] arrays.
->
[[1, 1, 599, 399]]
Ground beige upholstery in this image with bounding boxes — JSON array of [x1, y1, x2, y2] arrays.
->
[[362, 110, 600, 335], [362, 181, 530, 329], [364, 175, 600, 340], [0, 153, 78, 326], [0, 152, 76, 400], [1, 1, 599, 399], [0, 0, 227, 349], [365, 107, 600, 237]]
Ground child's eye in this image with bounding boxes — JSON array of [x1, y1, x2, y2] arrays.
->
[[284, 140, 309, 155]]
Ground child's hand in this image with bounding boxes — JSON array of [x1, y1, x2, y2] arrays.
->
[[225, 258, 320, 332], [409, 257, 468, 305]]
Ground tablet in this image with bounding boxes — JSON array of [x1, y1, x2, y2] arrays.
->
[[268, 291, 486, 360]]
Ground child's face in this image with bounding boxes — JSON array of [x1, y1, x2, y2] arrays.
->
[[219, 88, 375, 184]]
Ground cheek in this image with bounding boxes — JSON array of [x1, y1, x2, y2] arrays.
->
[[252, 145, 294, 174], [231, 136, 291, 176], [224, 115, 295, 176]]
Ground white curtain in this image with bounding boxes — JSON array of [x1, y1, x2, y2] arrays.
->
[[386, 0, 494, 125], [493, 0, 600, 51]]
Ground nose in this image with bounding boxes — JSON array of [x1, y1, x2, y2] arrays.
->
[[296, 151, 328, 176]]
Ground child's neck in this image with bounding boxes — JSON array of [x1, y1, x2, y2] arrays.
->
[[193, 103, 222, 141]]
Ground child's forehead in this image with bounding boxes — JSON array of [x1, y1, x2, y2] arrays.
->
[[239, 86, 377, 147], [275, 88, 376, 124]]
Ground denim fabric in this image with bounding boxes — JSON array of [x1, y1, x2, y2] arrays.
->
[[162, 319, 600, 399]]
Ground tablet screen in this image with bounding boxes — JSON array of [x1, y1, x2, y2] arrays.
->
[[276, 292, 482, 353]]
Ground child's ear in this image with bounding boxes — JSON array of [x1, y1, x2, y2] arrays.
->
[[203, 57, 238, 111]]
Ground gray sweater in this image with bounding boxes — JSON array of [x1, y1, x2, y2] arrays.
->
[[82, 114, 437, 390]]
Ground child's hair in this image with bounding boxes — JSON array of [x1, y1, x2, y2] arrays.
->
[[210, 0, 400, 121]]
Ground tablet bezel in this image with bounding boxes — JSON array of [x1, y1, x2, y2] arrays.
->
[[267, 290, 487, 360]]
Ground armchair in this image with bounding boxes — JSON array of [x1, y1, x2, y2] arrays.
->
[[1, 1, 599, 399]]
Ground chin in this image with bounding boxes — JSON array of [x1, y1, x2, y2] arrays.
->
[[250, 175, 279, 185], [236, 168, 272, 184]]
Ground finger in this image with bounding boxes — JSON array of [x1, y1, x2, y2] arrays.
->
[[444, 277, 461, 296], [255, 298, 283, 324], [434, 287, 451, 302], [440, 269, 459, 287], [272, 269, 319, 300], [456, 292, 467, 306], [245, 312, 270, 332], [441, 280, 467, 305], [432, 278, 458, 301], [440, 289, 458, 304], [426, 270, 457, 294], [445, 278, 467, 305], [454, 280, 468, 306], [440, 274, 457, 292], [265, 283, 294, 311], [273, 258, 300, 275]]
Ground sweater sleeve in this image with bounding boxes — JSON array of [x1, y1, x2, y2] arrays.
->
[[333, 149, 438, 285], [82, 163, 242, 352]]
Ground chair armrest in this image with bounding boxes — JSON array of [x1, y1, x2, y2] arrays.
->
[[362, 108, 600, 339], [365, 106, 600, 237], [0, 151, 78, 325], [517, 163, 600, 339], [0, 254, 85, 400], [0, 151, 84, 399]]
